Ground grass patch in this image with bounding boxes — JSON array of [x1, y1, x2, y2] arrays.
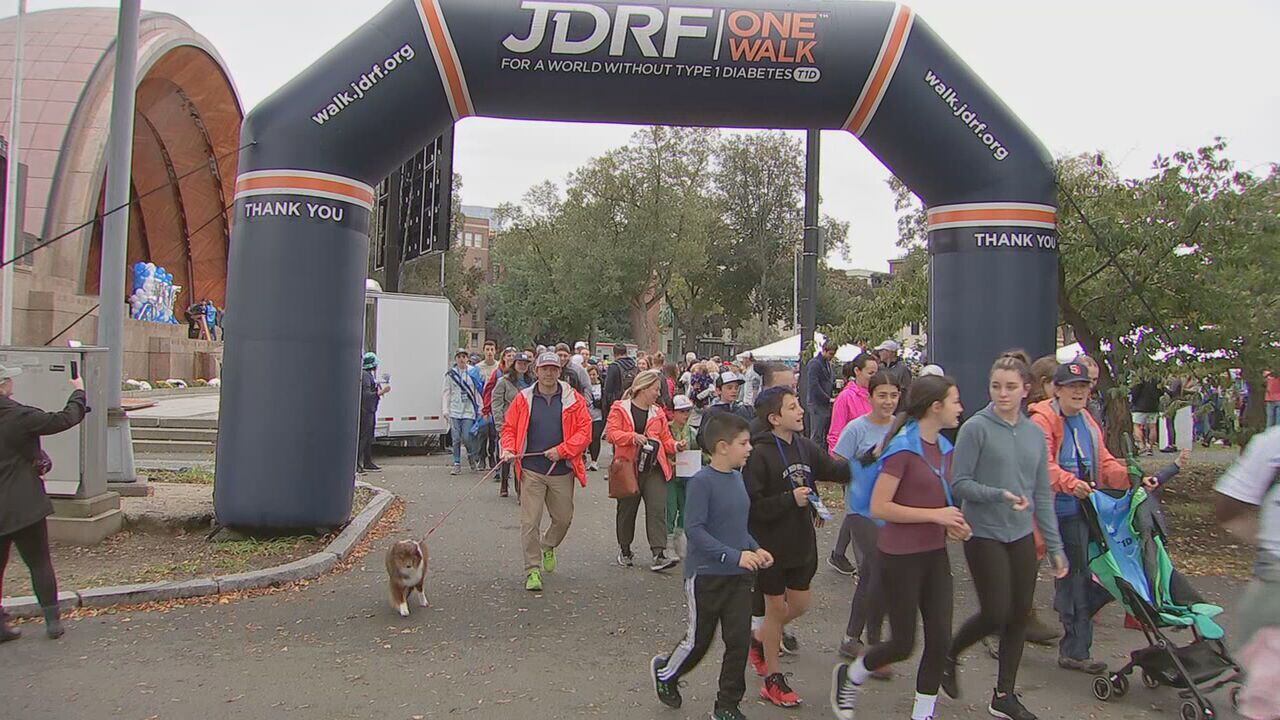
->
[[147, 467, 215, 485]]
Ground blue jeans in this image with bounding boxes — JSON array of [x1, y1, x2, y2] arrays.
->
[[449, 417, 478, 466], [1054, 513, 1113, 660], [1267, 402, 1280, 428]]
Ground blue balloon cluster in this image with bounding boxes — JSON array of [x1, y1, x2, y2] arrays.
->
[[129, 261, 182, 324]]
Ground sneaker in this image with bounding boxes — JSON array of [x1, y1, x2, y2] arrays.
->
[[1057, 656, 1107, 674], [760, 673, 802, 707], [364, 463, 382, 472], [651, 552, 679, 572], [827, 552, 857, 576], [710, 707, 748, 720], [525, 569, 543, 592], [650, 655, 682, 709], [830, 663, 862, 720], [940, 656, 960, 699], [1160, 446, 1178, 454], [617, 552, 634, 568], [542, 548, 557, 574], [781, 631, 799, 655], [838, 637, 862, 660], [450, 465, 461, 476], [748, 639, 768, 677], [588, 460, 599, 472], [988, 690, 1038, 720], [0, 618, 19, 643]]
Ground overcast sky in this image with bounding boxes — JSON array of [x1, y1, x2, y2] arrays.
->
[[17, 0, 1279, 272]]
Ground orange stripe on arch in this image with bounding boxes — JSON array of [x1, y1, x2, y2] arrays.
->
[[927, 208, 1057, 228], [418, 0, 473, 118], [844, 4, 913, 136], [235, 176, 375, 206]]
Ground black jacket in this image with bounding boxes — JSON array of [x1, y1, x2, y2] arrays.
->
[[805, 356, 834, 409], [602, 357, 637, 416], [0, 390, 88, 535], [1130, 380, 1163, 413], [360, 370, 380, 415], [743, 428, 848, 568]]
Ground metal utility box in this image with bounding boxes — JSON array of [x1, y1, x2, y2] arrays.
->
[[0, 346, 108, 498]]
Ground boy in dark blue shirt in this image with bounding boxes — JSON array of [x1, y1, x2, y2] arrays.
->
[[651, 412, 774, 720]]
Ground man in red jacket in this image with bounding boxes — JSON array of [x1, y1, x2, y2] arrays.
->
[[500, 352, 593, 592]]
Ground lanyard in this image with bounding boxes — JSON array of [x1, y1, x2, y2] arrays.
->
[[918, 442, 955, 507], [1064, 415, 1092, 486], [773, 434, 813, 491]]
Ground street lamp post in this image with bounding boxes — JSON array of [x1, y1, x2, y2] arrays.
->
[[100, 0, 142, 490]]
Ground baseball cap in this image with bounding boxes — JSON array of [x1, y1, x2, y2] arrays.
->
[[717, 371, 744, 388], [513, 351, 532, 363], [536, 352, 561, 368], [1054, 361, 1092, 386], [0, 363, 23, 380], [574, 341, 588, 350], [875, 340, 901, 353], [672, 394, 694, 411], [454, 348, 470, 358], [919, 364, 944, 377]]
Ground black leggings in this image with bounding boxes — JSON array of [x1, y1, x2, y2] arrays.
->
[[0, 519, 58, 612], [864, 548, 952, 695], [949, 534, 1038, 692], [589, 419, 604, 462]]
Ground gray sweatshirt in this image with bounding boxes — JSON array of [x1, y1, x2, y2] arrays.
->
[[951, 404, 1063, 556]]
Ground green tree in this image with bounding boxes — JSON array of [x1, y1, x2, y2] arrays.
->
[[823, 176, 927, 347]]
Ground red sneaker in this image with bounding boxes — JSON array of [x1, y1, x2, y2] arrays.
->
[[748, 639, 768, 677], [760, 673, 802, 707]]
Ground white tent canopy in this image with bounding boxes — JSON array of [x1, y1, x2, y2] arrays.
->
[[742, 332, 864, 364]]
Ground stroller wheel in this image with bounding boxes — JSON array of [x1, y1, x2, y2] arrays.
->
[[1111, 673, 1129, 698], [1141, 670, 1160, 689], [1180, 699, 1216, 720], [1092, 676, 1114, 702]]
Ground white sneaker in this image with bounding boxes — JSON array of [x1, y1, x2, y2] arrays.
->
[[651, 552, 679, 572], [588, 460, 599, 472]]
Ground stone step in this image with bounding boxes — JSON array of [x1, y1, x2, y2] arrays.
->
[[131, 417, 218, 430], [133, 439, 216, 456], [132, 427, 219, 442]]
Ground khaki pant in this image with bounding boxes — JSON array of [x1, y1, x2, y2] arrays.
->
[[519, 469, 576, 571]]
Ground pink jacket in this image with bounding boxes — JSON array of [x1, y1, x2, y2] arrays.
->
[[828, 382, 872, 449]]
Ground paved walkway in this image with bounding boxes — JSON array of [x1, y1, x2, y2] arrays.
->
[[129, 393, 219, 421], [0, 453, 1244, 719]]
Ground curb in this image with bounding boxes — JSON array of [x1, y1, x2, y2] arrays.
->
[[2, 482, 395, 619]]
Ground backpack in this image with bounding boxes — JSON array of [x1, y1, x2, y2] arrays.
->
[[847, 420, 954, 519], [618, 360, 639, 397]]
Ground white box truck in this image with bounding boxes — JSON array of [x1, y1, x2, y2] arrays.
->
[[363, 290, 459, 446]]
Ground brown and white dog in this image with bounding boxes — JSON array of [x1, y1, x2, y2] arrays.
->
[[384, 538, 429, 617]]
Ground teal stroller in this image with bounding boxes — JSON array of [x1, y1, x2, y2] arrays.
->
[[1081, 486, 1243, 719]]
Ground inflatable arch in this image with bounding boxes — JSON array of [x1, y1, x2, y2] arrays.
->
[[216, 0, 1059, 528]]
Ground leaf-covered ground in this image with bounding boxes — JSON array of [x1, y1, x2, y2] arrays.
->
[[2, 485, 375, 598]]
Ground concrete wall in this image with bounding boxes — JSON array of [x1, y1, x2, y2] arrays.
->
[[10, 270, 220, 383]]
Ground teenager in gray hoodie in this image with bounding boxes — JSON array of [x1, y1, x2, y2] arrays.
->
[[939, 353, 1068, 720]]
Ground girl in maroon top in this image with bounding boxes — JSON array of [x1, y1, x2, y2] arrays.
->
[[831, 375, 969, 720]]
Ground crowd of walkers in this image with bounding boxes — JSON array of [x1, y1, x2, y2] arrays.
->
[[356, 337, 1275, 720]]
